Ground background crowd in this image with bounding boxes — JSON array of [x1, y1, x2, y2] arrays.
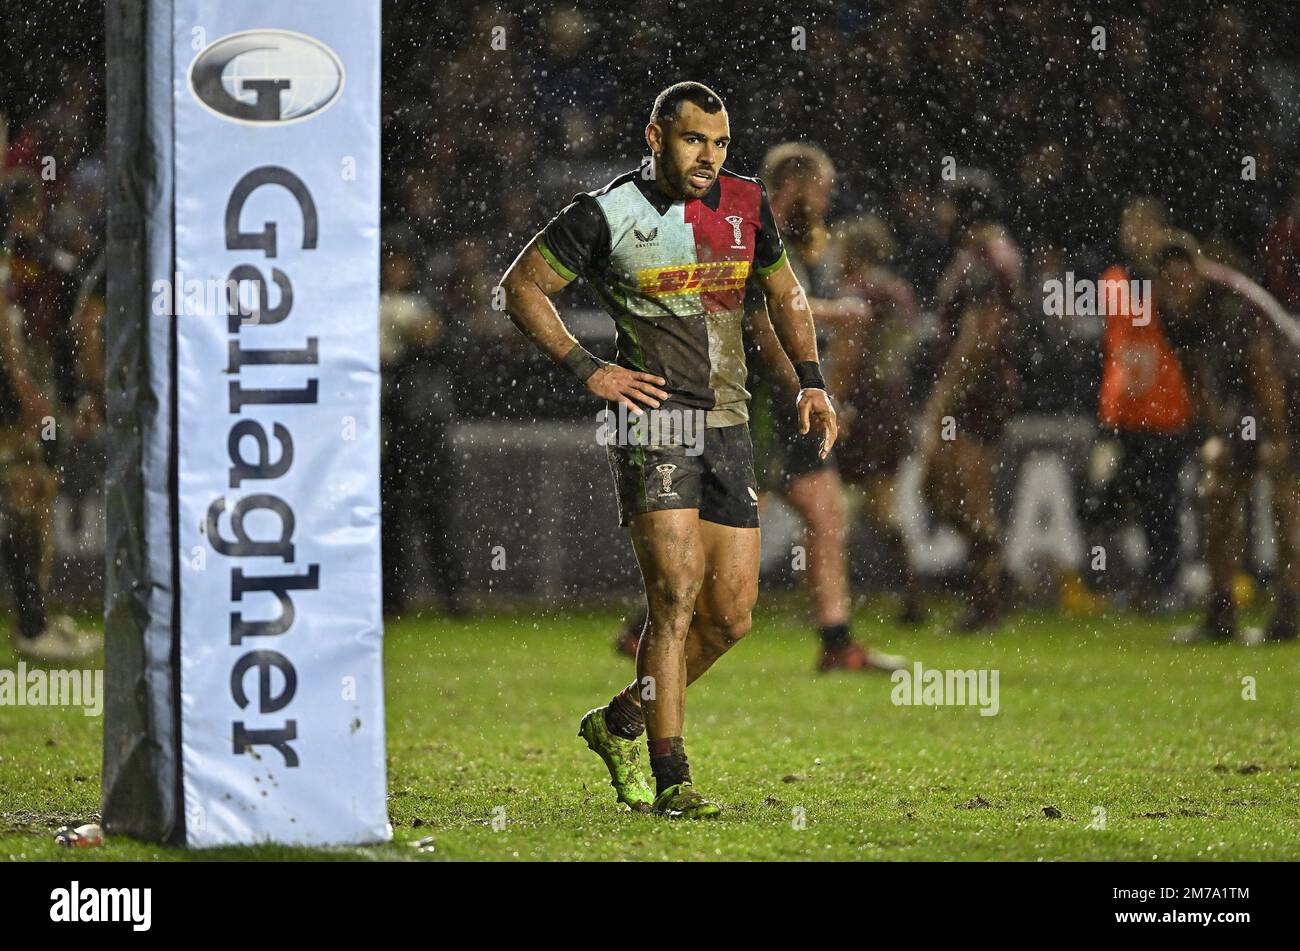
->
[[3, 0, 1300, 612]]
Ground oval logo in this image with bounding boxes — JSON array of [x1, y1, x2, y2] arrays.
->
[[189, 30, 344, 124]]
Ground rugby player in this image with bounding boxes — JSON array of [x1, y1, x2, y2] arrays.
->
[[0, 185, 97, 661], [917, 171, 1026, 633], [1154, 240, 1298, 644], [500, 82, 836, 817], [830, 214, 926, 626], [617, 148, 908, 672], [745, 144, 906, 671]]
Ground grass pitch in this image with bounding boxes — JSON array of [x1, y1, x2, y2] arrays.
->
[[2, 599, 1299, 861]]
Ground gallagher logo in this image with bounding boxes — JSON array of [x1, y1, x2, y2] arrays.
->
[[189, 30, 345, 124]]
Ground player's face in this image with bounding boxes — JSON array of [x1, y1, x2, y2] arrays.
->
[[778, 175, 832, 238], [649, 102, 730, 200], [798, 174, 832, 221]]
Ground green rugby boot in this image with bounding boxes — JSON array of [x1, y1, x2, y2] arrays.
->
[[652, 782, 721, 819], [578, 708, 655, 812]]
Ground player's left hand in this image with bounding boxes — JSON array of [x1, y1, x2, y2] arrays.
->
[[797, 388, 837, 459]]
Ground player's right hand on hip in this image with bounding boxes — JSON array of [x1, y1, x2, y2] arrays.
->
[[587, 364, 668, 416]]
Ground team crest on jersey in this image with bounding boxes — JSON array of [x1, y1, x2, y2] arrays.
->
[[725, 215, 746, 249], [633, 227, 658, 245], [637, 260, 750, 297], [654, 463, 679, 498]]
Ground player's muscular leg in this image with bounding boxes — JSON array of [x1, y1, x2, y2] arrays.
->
[[923, 437, 962, 525], [0, 453, 57, 640], [863, 472, 897, 535], [1201, 442, 1244, 596], [782, 468, 849, 626], [628, 508, 705, 740], [958, 437, 1002, 593], [3, 457, 56, 523], [1260, 449, 1299, 639], [928, 436, 999, 560], [1281, 476, 1300, 592], [683, 520, 759, 685], [929, 434, 1002, 619], [10, 459, 58, 585], [1263, 450, 1300, 593]]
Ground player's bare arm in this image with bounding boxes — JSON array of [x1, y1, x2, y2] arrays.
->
[[917, 300, 996, 469], [758, 258, 837, 458], [749, 290, 862, 430], [499, 240, 668, 415], [0, 290, 53, 429], [746, 302, 799, 395], [804, 292, 872, 331]]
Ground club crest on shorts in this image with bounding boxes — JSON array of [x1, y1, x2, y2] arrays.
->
[[725, 215, 745, 249], [654, 463, 679, 498]]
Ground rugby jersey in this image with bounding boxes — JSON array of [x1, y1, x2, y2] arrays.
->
[[537, 168, 787, 426]]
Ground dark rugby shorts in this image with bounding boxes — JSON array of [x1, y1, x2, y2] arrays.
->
[[606, 422, 760, 528]]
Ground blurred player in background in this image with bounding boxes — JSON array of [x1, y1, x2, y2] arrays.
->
[[1263, 170, 1300, 637], [0, 179, 95, 660], [69, 256, 105, 443], [745, 143, 905, 672], [615, 145, 907, 673], [830, 214, 926, 626], [502, 83, 836, 817], [1156, 240, 1299, 644], [917, 171, 1026, 634]]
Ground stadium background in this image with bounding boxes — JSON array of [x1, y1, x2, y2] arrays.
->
[[3, 0, 1300, 613]]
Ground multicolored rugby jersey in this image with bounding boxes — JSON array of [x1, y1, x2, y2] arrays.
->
[[537, 168, 787, 427]]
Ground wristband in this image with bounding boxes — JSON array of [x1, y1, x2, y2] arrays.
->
[[561, 343, 607, 383], [794, 360, 826, 391]]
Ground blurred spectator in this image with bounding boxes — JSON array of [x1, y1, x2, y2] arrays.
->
[[1263, 170, 1300, 311], [1, 172, 78, 405], [380, 226, 463, 615]]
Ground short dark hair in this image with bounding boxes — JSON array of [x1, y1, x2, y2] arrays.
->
[[650, 82, 725, 127]]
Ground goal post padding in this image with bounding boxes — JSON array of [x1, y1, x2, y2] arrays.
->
[[102, 0, 389, 847]]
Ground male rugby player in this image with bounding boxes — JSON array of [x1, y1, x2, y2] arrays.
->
[[1155, 240, 1299, 644], [616, 146, 907, 672], [0, 187, 97, 661], [746, 144, 906, 671], [917, 172, 1026, 633], [500, 82, 835, 817]]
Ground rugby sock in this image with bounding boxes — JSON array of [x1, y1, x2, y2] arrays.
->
[[819, 622, 851, 647], [649, 736, 691, 794], [604, 684, 645, 739], [1, 527, 48, 640]]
